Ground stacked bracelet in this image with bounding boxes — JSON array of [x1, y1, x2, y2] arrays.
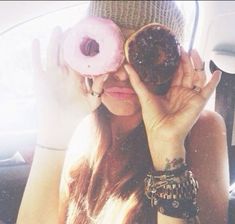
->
[[144, 163, 199, 218]]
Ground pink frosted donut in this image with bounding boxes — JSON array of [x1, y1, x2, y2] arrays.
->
[[63, 16, 125, 76]]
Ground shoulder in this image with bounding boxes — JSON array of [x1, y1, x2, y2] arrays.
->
[[186, 109, 228, 180], [186, 110, 228, 173], [189, 110, 226, 147], [186, 110, 229, 224], [193, 110, 226, 133]]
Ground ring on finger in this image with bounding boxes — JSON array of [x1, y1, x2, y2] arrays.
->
[[192, 85, 201, 93], [194, 62, 205, 72]]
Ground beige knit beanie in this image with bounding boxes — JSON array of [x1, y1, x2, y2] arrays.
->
[[87, 1, 185, 43]]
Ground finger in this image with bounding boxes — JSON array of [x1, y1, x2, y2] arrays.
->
[[171, 63, 184, 87], [85, 77, 92, 93], [91, 74, 109, 94], [124, 64, 165, 127], [201, 70, 222, 99], [59, 28, 71, 72], [190, 49, 206, 87], [191, 49, 204, 70], [47, 26, 63, 68], [124, 64, 153, 105], [32, 39, 43, 74], [181, 47, 194, 88], [67, 67, 86, 93], [87, 74, 109, 107], [193, 70, 207, 88]]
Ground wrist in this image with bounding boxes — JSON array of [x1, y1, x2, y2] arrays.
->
[[150, 141, 186, 171]]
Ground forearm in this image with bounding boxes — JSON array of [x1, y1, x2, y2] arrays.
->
[[158, 214, 199, 224], [17, 147, 66, 224], [37, 109, 83, 149], [150, 140, 186, 171], [17, 114, 83, 223]]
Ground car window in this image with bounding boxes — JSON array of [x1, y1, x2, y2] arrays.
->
[[0, 2, 89, 162]]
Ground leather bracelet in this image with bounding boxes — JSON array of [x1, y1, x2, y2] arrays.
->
[[157, 198, 199, 219], [36, 143, 66, 151]]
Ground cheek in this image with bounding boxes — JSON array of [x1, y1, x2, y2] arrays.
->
[[101, 94, 141, 116]]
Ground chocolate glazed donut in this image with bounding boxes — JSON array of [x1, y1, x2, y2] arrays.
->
[[125, 23, 181, 95]]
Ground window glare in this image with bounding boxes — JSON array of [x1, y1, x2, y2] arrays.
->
[[0, 2, 89, 99]]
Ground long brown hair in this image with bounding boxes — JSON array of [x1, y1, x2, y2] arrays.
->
[[64, 105, 157, 223]]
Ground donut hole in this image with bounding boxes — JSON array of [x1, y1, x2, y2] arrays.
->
[[80, 37, 99, 57], [154, 48, 167, 65]]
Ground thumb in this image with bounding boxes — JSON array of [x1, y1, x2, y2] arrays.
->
[[124, 64, 166, 126], [124, 64, 153, 106]]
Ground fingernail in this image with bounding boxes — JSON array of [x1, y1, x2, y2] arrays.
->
[[214, 69, 222, 75], [217, 70, 222, 76]]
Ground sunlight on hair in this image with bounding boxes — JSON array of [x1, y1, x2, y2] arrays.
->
[[93, 193, 138, 224]]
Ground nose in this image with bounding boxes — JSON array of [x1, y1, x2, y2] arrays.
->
[[113, 62, 129, 81]]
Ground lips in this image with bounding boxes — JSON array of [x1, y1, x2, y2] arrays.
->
[[104, 86, 136, 99], [105, 87, 135, 94]]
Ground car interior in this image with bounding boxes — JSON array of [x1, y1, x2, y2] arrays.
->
[[0, 1, 235, 224]]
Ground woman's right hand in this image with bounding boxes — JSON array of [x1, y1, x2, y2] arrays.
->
[[33, 27, 107, 148]]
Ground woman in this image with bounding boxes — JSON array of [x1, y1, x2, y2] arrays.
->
[[17, 1, 229, 224]]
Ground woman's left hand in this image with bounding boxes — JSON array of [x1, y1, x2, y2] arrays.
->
[[124, 49, 221, 168]]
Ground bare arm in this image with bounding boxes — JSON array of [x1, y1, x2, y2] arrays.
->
[[17, 104, 83, 224], [17, 27, 106, 224], [187, 110, 229, 224], [124, 49, 222, 224], [17, 115, 85, 224], [17, 146, 66, 224]]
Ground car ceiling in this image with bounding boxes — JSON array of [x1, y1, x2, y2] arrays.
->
[[0, 1, 233, 33], [196, 1, 235, 73], [0, 1, 80, 33]]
